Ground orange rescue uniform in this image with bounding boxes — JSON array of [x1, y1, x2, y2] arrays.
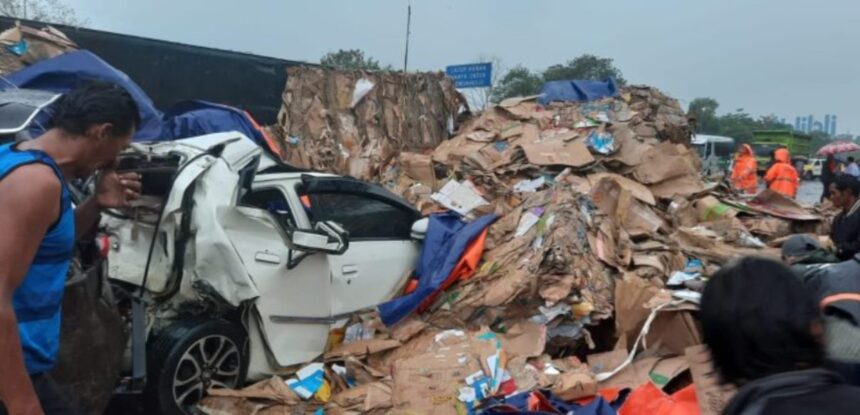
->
[[764, 148, 799, 198], [731, 144, 758, 194]]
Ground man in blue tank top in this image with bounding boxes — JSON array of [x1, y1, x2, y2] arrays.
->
[[0, 82, 141, 415]]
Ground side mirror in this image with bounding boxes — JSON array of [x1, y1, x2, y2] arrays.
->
[[286, 221, 350, 255], [411, 217, 429, 241]]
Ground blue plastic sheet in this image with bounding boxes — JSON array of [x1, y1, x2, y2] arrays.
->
[[3, 50, 269, 146], [4, 50, 164, 141], [162, 100, 267, 145], [481, 389, 630, 415], [378, 212, 497, 326], [537, 78, 619, 105]]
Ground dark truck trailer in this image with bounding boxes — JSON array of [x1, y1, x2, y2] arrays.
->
[[0, 16, 309, 125]]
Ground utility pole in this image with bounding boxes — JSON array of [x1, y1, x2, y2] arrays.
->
[[403, 1, 411, 72]]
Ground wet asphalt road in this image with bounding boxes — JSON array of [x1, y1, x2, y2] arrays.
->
[[797, 180, 823, 205]]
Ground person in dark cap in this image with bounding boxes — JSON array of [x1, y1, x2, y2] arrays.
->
[[781, 234, 860, 385], [701, 257, 860, 415], [782, 234, 838, 278]]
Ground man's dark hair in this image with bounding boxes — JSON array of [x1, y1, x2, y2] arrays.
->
[[850, 157, 856, 163], [834, 174, 860, 197], [701, 257, 824, 385], [51, 81, 141, 137]]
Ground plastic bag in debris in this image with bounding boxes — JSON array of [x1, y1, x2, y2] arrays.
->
[[350, 78, 375, 108], [586, 130, 615, 155]]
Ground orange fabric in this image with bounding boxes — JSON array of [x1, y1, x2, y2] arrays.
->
[[731, 144, 758, 194], [417, 229, 488, 312], [820, 293, 860, 309], [764, 149, 798, 198], [244, 110, 286, 160], [619, 383, 699, 415]]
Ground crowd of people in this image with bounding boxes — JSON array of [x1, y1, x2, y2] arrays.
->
[[715, 145, 860, 414]]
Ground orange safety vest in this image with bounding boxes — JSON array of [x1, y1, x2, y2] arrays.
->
[[764, 148, 798, 198], [765, 163, 799, 198], [731, 145, 758, 194]]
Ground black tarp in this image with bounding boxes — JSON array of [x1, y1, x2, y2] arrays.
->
[[0, 16, 308, 124]]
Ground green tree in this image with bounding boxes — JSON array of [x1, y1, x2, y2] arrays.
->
[[0, 0, 87, 26], [490, 65, 543, 102], [320, 49, 382, 70], [687, 97, 720, 134], [542, 54, 626, 85]]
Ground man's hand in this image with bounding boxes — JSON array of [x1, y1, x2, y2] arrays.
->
[[95, 170, 141, 209]]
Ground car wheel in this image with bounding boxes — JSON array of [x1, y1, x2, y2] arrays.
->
[[144, 319, 248, 415]]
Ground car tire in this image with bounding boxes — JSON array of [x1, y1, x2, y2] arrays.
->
[[144, 319, 249, 415]]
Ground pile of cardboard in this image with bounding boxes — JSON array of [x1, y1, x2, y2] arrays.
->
[[0, 23, 77, 74], [275, 66, 465, 181], [206, 81, 827, 414]]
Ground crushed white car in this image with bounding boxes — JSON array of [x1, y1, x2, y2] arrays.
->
[[102, 133, 425, 414]]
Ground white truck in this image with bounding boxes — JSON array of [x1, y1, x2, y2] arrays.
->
[[101, 133, 426, 414]]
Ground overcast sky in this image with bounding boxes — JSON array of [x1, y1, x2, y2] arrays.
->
[[67, 0, 859, 134]]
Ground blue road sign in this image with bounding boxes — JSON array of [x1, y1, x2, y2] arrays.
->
[[446, 63, 493, 88]]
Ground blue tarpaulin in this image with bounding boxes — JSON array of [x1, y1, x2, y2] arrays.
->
[[538, 78, 619, 105], [5, 50, 164, 140], [378, 212, 497, 326], [2, 50, 269, 146], [482, 389, 629, 415], [163, 100, 267, 145]]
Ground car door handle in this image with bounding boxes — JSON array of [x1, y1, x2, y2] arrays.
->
[[255, 252, 281, 265], [341, 265, 359, 275]]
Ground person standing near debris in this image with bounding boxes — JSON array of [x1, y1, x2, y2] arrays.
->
[[701, 257, 860, 415], [0, 82, 141, 415], [764, 148, 799, 198], [821, 155, 839, 201], [846, 157, 860, 177], [730, 143, 758, 194], [829, 175, 860, 261]]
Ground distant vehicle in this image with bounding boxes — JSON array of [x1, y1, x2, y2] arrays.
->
[[804, 158, 825, 179], [750, 130, 812, 173], [691, 134, 736, 176]]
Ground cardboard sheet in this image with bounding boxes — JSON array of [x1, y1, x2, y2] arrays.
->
[[686, 345, 736, 415], [739, 189, 821, 221], [588, 172, 656, 205], [517, 139, 595, 168]]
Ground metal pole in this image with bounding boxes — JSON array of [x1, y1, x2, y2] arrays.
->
[[403, 2, 411, 72]]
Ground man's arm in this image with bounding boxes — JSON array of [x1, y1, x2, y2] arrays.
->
[[0, 164, 62, 415]]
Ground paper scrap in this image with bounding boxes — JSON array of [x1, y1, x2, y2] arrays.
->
[[431, 180, 488, 216], [666, 271, 700, 286], [350, 78, 375, 108], [513, 176, 547, 193], [515, 208, 544, 237]]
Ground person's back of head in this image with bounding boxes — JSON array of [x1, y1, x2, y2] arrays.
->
[[701, 257, 824, 386], [45, 81, 141, 178], [51, 80, 140, 138], [850, 157, 857, 165], [774, 148, 790, 164]]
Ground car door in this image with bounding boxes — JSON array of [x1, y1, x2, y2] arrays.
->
[[222, 185, 332, 367], [300, 176, 421, 316]]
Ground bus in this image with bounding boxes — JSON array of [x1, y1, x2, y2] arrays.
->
[[692, 134, 736, 176]]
